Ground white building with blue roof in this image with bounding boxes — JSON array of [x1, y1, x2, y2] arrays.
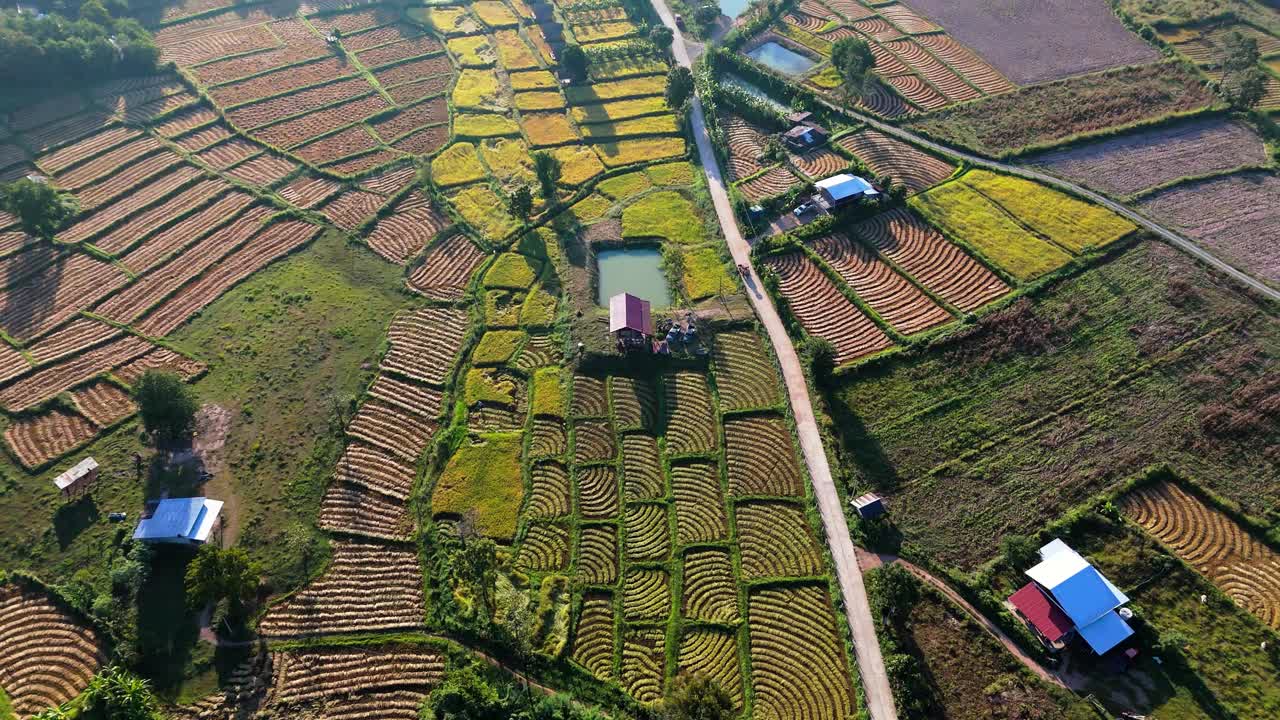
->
[[133, 497, 224, 545], [1021, 538, 1134, 655]]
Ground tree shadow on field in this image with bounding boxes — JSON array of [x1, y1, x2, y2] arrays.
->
[[826, 388, 901, 492], [136, 546, 201, 693], [0, 242, 63, 342], [53, 494, 99, 549]]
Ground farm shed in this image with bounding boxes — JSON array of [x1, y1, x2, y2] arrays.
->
[[782, 123, 829, 151], [814, 174, 878, 210], [852, 492, 885, 519], [609, 292, 653, 353], [53, 457, 98, 500], [133, 497, 224, 545], [1010, 539, 1134, 655]]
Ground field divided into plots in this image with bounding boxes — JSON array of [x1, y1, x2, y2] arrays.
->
[[0, 583, 105, 718]]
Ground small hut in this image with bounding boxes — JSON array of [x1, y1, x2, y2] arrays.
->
[[54, 457, 98, 501], [609, 292, 653, 353], [852, 492, 885, 519]]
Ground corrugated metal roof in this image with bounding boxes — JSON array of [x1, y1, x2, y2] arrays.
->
[[815, 174, 874, 201], [133, 498, 223, 542], [1077, 610, 1134, 655], [1009, 581, 1073, 642], [1026, 542, 1127, 627], [609, 292, 652, 335]]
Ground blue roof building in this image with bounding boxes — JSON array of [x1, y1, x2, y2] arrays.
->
[[1023, 539, 1133, 655], [133, 497, 223, 545]]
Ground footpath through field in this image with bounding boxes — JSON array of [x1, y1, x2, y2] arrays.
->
[[812, 99, 1280, 304], [652, 4, 900, 719]]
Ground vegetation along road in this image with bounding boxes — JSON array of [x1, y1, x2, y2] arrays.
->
[[815, 97, 1280, 304], [652, 3, 900, 719]]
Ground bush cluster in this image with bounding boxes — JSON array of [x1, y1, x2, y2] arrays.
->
[[0, 1, 160, 90]]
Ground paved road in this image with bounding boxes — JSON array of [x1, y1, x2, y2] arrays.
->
[[653, 4, 899, 719], [821, 99, 1280, 303]]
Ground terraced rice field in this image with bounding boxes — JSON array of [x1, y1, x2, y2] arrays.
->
[[711, 332, 782, 411], [736, 500, 824, 579], [518, 523, 571, 572], [268, 644, 444, 708], [366, 191, 452, 265], [610, 376, 658, 431], [724, 415, 804, 497], [661, 372, 718, 456], [1122, 482, 1280, 629], [764, 251, 894, 364], [406, 234, 488, 299], [835, 129, 954, 195], [748, 584, 856, 720], [318, 481, 414, 541], [381, 307, 470, 386], [0, 585, 105, 718], [670, 460, 728, 545], [809, 233, 953, 335], [737, 165, 804, 201], [724, 117, 770, 180]]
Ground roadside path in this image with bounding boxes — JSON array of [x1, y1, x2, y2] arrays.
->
[[856, 550, 1067, 689], [653, 5, 899, 719], [819, 99, 1280, 303]]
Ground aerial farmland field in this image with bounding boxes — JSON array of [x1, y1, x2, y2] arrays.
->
[[2, 0, 1279, 717]]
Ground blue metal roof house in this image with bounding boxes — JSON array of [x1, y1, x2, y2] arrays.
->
[[133, 497, 224, 545], [1022, 539, 1133, 655]]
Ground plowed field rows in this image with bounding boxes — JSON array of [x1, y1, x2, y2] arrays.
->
[[27, 318, 118, 365], [662, 372, 718, 456], [738, 165, 803, 201], [161, 23, 280, 66], [258, 540, 425, 637], [878, 4, 938, 33], [866, 41, 912, 78], [326, 148, 404, 176], [345, 398, 437, 462], [117, 193, 257, 273], [915, 34, 1014, 95], [724, 415, 804, 497], [361, 166, 417, 196], [367, 191, 451, 265], [391, 125, 449, 155], [811, 232, 952, 334], [610, 376, 657, 431], [195, 138, 260, 170], [858, 80, 910, 117], [334, 441, 417, 501], [724, 117, 769, 180], [790, 148, 847, 179], [342, 23, 418, 52], [406, 234, 487, 299], [382, 307, 469, 385], [578, 524, 618, 585], [622, 434, 664, 501], [366, 373, 442, 420], [175, 124, 234, 153], [269, 644, 443, 705], [837, 129, 953, 194], [57, 165, 209, 246], [96, 206, 272, 324], [737, 500, 824, 579], [319, 189, 385, 231], [624, 502, 669, 561], [210, 58, 356, 107], [188, 29, 328, 86], [851, 17, 901, 42], [87, 180, 227, 255], [671, 461, 727, 544], [854, 207, 1008, 311], [294, 126, 379, 165], [154, 108, 221, 139], [373, 55, 453, 89], [574, 420, 616, 464], [530, 418, 568, 458], [136, 219, 319, 336], [571, 592, 615, 680], [1122, 482, 1280, 629], [884, 39, 980, 103], [572, 374, 609, 417], [764, 251, 893, 364], [682, 548, 737, 622], [112, 347, 206, 385], [678, 629, 744, 710], [371, 98, 449, 142], [712, 331, 781, 411], [528, 462, 571, 519], [0, 253, 130, 341], [318, 481, 413, 541], [70, 381, 136, 426], [577, 465, 619, 519], [0, 344, 30, 385], [388, 77, 454, 106], [623, 567, 669, 622], [748, 584, 856, 720], [38, 126, 140, 174], [357, 35, 444, 68], [225, 153, 297, 187], [4, 409, 98, 468], [621, 629, 665, 703], [239, 86, 383, 140], [784, 11, 827, 32], [0, 585, 104, 718], [517, 522, 570, 571], [22, 110, 115, 153], [884, 73, 947, 110], [75, 153, 187, 211], [279, 175, 342, 208]]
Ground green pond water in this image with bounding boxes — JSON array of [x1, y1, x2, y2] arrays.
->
[[597, 248, 671, 307], [747, 42, 816, 75]]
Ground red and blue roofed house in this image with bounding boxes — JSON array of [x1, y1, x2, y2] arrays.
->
[[609, 292, 653, 353], [1009, 539, 1134, 655]]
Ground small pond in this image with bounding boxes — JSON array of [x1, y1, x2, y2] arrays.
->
[[719, 0, 751, 19], [597, 247, 671, 307], [747, 42, 816, 76]]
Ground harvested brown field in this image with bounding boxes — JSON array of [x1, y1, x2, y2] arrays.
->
[[392, 125, 450, 155], [345, 398, 437, 462], [1137, 171, 1280, 286], [195, 138, 261, 170], [764, 251, 894, 364], [373, 55, 454, 89], [810, 233, 953, 335], [367, 373, 443, 420], [188, 25, 329, 86], [789, 148, 848, 179], [37, 126, 141, 174], [723, 116, 769, 181], [7, 93, 86, 131], [882, 39, 980, 103], [136, 219, 320, 336], [1026, 118, 1269, 197], [112, 347, 206, 385], [317, 6, 400, 35], [58, 170, 219, 247], [75, 152, 186, 210], [318, 481, 414, 541], [387, 75, 454, 105], [154, 107, 221, 138], [836, 129, 954, 194], [269, 644, 443, 707], [250, 93, 392, 148], [900, 0, 1156, 84], [342, 23, 419, 52], [70, 380, 137, 426], [907, 62, 1214, 156], [117, 193, 258, 273], [356, 35, 444, 68], [854, 207, 1008, 311], [166, 123, 231, 152], [737, 165, 803, 201], [120, 91, 198, 124], [915, 34, 1014, 95], [878, 3, 938, 33], [226, 78, 375, 130], [0, 584, 105, 716], [0, 253, 130, 342], [382, 307, 470, 385], [224, 152, 298, 186], [293, 125, 381, 165], [0, 343, 31, 385], [209, 58, 357, 107], [258, 540, 425, 637], [884, 73, 947, 111], [367, 191, 452, 265], [851, 17, 903, 42], [370, 98, 449, 142], [69, 163, 203, 241], [161, 22, 280, 67], [319, 189, 386, 231], [278, 174, 342, 208], [361, 166, 417, 196], [334, 441, 418, 501], [81, 180, 226, 255], [324, 148, 405, 176], [4, 409, 99, 468], [27, 317, 121, 366], [406, 234, 488, 299], [0, 334, 153, 412], [21, 110, 116, 154]]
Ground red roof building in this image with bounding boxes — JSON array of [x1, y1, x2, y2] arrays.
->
[[1009, 581, 1074, 644], [609, 293, 653, 336]]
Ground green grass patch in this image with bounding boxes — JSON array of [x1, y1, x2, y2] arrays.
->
[[596, 171, 653, 200], [565, 75, 667, 105], [808, 65, 842, 90], [465, 368, 517, 406], [455, 113, 521, 138], [450, 185, 519, 240], [909, 180, 1071, 281], [484, 252, 542, 289], [432, 142, 487, 187], [622, 190, 704, 244], [531, 367, 565, 417], [682, 246, 734, 300], [473, 329, 527, 365], [775, 23, 831, 56], [570, 96, 669, 124], [521, 284, 558, 326], [0, 679, 13, 720], [647, 161, 695, 186], [961, 170, 1135, 253], [578, 115, 680, 140], [433, 433, 525, 540]]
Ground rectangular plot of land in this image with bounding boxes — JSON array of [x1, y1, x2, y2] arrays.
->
[[748, 584, 856, 720], [670, 460, 728, 545], [763, 252, 893, 365], [810, 233, 952, 335], [1027, 118, 1269, 197], [382, 307, 469, 385], [660, 372, 718, 456]]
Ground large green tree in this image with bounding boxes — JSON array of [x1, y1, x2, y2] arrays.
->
[[666, 65, 694, 109], [830, 36, 875, 104], [663, 674, 734, 720], [0, 178, 77, 238], [1218, 30, 1267, 109], [134, 370, 198, 444], [532, 150, 562, 198], [184, 545, 259, 611], [560, 43, 587, 80]]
